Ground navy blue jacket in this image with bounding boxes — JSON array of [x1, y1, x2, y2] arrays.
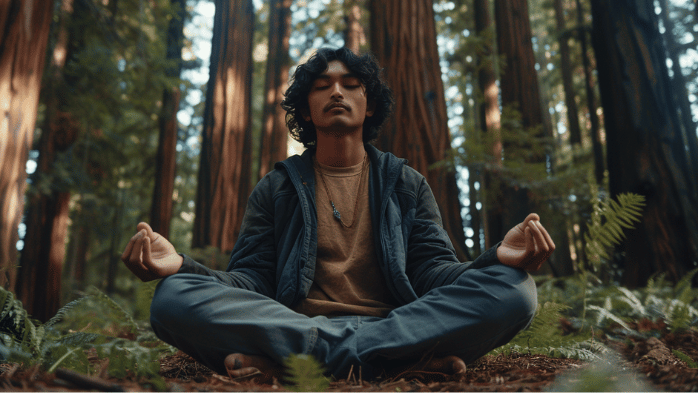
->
[[179, 144, 500, 308]]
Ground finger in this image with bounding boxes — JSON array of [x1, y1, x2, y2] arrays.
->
[[536, 221, 556, 251], [529, 220, 549, 253], [129, 230, 150, 272], [121, 234, 136, 262], [523, 213, 540, 226], [142, 234, 158, 274], [137, 222, 159, 242], [523, 225, 535, 263]]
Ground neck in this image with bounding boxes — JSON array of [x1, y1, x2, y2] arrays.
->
[[315, 127, 366, 167]]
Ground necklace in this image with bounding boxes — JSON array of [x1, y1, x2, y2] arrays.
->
[[316, 154, 368, 228]]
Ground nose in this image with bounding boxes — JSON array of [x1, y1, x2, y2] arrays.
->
[[330, 82, 344, 99]]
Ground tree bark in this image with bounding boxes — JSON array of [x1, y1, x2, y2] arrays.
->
[[492, 0, 547, 241], [657, 0, 698, 162], [257, 0, 291, 180], [193, 0, 255, 252], [575, 0, 604, 184], [344, 0, 366, 54], [15, 0, 81, 321], [151, 0, 186, 239], [591, 0, 698, 286], [554, 0, 582, 146], [473, 0, 503, 250], [369, 0, 471, 261], [0, 0, 53, 289]]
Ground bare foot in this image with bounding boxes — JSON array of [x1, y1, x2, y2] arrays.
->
[[383, 355, 466, 380], [224, 353, 283, 383], [423, 355, 466, 375]]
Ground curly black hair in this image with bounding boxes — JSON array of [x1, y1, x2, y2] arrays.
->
[[280, 47, 394, 148]]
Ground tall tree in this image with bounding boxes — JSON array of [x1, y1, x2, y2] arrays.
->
[[492, 0, 548, 240], [473, 0, 503, 250], [150, 0, 186, 239], [344, 0, 366, 54], [16, 0, 81, 321], [0, 0, 54, 289], [554, 0, 582, 146], [193, 0, 255, 252], [657, 0, 698, 149], [369, 0, 471, 261], [575, 0, 604, 184], [591, 0, 698, 286], [257, 0, 291, 180]]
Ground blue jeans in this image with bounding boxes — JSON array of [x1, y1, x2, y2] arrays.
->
[[150, 264, 537, 378]]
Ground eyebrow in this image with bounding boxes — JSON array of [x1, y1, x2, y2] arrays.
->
[[314, 72, 361, 80]]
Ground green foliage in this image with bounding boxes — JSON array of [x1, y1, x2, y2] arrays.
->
[[672, 349, 697, 368], [0, 285, 173, 389], [490, 302, 601, 361], [283, 353, 330, 392], [584, 193, 646, 268], [545, 352, 654, 392]]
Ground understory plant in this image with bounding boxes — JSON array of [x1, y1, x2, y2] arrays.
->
[[492, 192, 652, 360], [0, 284, 174, 390]]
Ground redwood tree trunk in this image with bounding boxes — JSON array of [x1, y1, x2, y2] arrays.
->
[[473, 0, 503, 250], [492, 0, 547, 240], [369, 0, 470, 261], [344, 0, 366, 54], [554, 0, 582, 146], [257, 0, 291, 180], [193, 0, 255, 252], [151, 0, 186, 239], [0, 0, 53, 289], [16, 0, 80, 321], [575, 0, 604, 184], [591, 0, 698, 286]]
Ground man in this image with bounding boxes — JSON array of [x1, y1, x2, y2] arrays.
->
[[122, 47, 554, 382]]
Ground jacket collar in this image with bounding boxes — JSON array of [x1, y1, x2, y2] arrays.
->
[[277, 144, 407, 190]]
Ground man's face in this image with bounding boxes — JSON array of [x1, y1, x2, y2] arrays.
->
[[304, 60, 374, 135]]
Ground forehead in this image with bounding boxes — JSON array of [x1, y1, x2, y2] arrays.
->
[[322, 60, 350, 75], [318, 60, 354, 78]]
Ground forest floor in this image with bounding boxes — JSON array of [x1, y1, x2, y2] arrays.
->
[[2, 321, 698, 392]]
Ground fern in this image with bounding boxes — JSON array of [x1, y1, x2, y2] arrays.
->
[[490, 302, 601, 360], [584, 193, 645, 267], [0, 285, 171, 388], [283, 354, 330, 392], [86, 286, 138, 335]]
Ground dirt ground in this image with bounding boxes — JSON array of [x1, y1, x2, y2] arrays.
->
[[2, 326, 697, 391]]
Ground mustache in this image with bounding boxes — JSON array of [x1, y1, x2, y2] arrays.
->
[[324, 102, 350, 112]]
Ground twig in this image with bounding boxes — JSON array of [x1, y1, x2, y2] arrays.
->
[[55, 368, 126, 392]]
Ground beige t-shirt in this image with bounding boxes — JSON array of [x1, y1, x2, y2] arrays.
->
[[293, 156, 398, 318]]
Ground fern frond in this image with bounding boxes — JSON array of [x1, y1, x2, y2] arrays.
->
[[86, 286, 138, 335], [43, 296, 95, 331], [584, 193, 645, 266], [0, 286, 41, 355], [283, 354, 330, 392]]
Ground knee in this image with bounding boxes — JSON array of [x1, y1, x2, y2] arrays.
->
[[461, 264, 538, 329], [150, 274, 207, 330], [490, 266, 537, 328]]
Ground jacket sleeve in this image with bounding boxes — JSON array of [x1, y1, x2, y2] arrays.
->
[[175, 175, 277, 298], [405, 177, 501, 297]]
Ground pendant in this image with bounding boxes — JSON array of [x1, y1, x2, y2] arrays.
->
[[331, 201, 341, 220]]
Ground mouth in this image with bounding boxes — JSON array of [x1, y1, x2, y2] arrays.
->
[[325, 102, 350, 112]]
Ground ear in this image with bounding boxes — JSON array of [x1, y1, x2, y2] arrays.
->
[[366, 100, 376, 118], [300, 107, 311, 122]]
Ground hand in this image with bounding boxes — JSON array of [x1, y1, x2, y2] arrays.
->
[[497, 213, 555, 271], [121, 222, 183, 281]]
